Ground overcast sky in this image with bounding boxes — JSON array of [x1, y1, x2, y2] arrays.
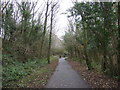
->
[[25, 0, 84, 39], [31, 0, 79, 39], [36, 0, 75, 39], [1, 0, 73, 39], [2, 0, 117, 39], [55, 0, 73, 39], [40, 0, 92, 39]]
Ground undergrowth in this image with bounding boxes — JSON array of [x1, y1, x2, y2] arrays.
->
[[2, 54, 56, 87]]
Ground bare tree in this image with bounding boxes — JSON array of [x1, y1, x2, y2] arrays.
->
[[47, 1, 59, 64], [40, 0, 50, 57]]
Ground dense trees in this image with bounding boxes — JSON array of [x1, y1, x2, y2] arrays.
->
[[1, 0, 119, 87], [64, 2, 119, 78], [2, 0, 60, 63], [2, 1, 43, 61], [1, 0, 61, 87]]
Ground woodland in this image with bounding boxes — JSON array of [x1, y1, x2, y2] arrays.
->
[[0, 0, 119, 88]]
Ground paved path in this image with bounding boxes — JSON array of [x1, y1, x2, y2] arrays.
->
[[45, 57, 90, 88]]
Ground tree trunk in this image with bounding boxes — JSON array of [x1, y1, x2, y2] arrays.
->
[[100, 2, 110, 72], [83, 22, 91, 70], [40, 1, 49, 57], [47, 5, 54, 64], [117, 2, 120, 82]]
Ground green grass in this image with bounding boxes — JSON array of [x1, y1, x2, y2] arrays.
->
[[2, 55, 57, 87], [90, 61, 101, 72], [14, 66, 52, 88]]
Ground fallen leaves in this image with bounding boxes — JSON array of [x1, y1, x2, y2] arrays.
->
[[68, 60, 118, 88], [18, 60, 58, 88]]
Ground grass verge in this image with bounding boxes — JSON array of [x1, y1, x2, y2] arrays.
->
[[3, 55, 58, 88]]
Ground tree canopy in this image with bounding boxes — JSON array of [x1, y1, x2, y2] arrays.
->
[[64, 2, 119, 77]]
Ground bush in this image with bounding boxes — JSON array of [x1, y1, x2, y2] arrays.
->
[[2, 55, 53, 87], [3, 65, 28, 87]]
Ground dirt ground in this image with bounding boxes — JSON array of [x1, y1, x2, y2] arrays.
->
[[67, 60, 118, 88]]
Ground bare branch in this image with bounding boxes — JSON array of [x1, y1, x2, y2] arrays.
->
[[2, 1, 10, 12]]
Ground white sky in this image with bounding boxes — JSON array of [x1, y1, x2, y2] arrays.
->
[[2, 0, 117, 39], [56, 0, 73, 39], [49, 0, 118, 39], [38, 0, 93, 39], [2, 0, 74, 39], [35, 0, 76, 39]]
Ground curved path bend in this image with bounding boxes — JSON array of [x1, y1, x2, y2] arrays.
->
[[45, 57, 90, 88]]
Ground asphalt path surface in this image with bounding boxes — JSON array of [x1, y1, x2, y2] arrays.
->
[[45, 57, 90, 88]]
